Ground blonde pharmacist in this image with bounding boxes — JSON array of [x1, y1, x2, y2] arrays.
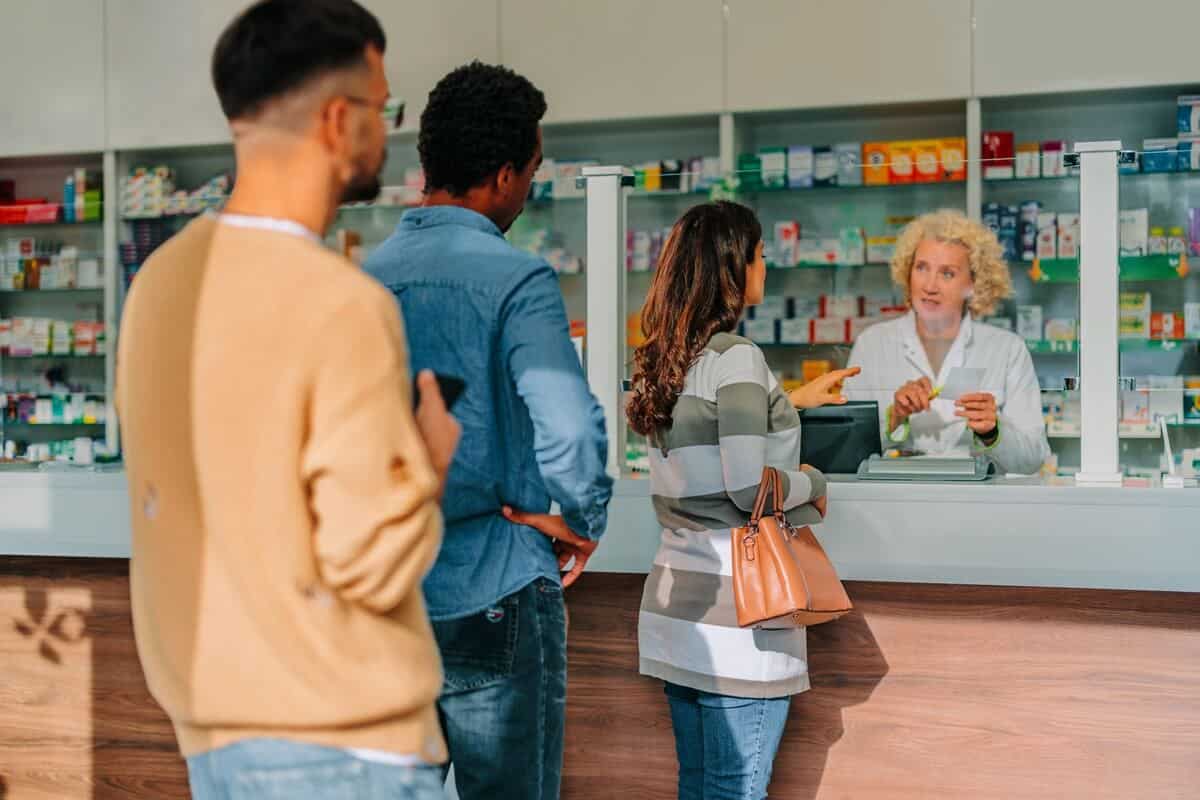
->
[[845, 210, 1050, 474]]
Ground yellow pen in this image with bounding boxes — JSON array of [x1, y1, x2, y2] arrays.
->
[[929, 385, 943, 400]]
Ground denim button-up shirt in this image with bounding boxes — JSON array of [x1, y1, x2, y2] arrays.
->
[[365, 206, 612, 620]]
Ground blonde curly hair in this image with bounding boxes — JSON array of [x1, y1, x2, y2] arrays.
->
[[890, 209, 1012, 318]]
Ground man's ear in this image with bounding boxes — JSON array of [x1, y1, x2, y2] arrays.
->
[[494, 162, 517, 196], [318, 96, 351, 154]]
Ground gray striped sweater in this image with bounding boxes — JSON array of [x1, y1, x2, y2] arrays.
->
[[638, 332, 828, 698]]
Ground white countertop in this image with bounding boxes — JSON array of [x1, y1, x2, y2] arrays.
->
[[2, 471, 1198, 592]]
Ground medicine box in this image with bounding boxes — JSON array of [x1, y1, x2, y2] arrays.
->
[[939, 138, 967, 182], [1142, 138, 1178, 173], [835, 142, 862, 186], [888, 142, 914, 184], [1017, 305, 1043, 340], [787, 146, 814, 189], [813, 146, 837, 188], [1119, 209, 1149, 257], [1119, 292, 1152, 339], [1016, 143, 1041, 178], [912, 140, 941, 183], [1041, 141, 1067, 177], [862, 143, 890, 185]]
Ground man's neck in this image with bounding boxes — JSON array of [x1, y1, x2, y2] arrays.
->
[[223, 146, 337, 237], [422, 189, 503, 229]]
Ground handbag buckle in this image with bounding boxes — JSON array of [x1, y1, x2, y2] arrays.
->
[[742, 533, 757, 562]]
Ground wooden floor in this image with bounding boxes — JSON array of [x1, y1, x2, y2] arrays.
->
[[0, 559, 1197, 799]]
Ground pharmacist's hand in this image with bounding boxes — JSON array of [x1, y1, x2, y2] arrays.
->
[[502, 506, 598, 588], [415, 371, 460, 498], [892, 377, 934, 426], [955, 392, 998, 438], [789, 367, 862, 409]]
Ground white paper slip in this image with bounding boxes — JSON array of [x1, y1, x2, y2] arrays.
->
[[937, 367, 985, 401]]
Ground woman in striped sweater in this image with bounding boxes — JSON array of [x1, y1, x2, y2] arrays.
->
[[628, 201, 849, 799]]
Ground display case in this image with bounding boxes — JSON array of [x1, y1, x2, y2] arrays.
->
[[0, 153, 113, 466], [980, 88, 1200, 478]]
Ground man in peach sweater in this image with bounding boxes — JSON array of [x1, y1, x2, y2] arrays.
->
[[115, 2, 459, 797]]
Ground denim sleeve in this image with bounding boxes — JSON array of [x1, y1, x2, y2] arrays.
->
[[499, 265, 613, 540]]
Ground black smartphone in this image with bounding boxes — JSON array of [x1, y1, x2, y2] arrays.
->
[[413, 372, 466, 410]]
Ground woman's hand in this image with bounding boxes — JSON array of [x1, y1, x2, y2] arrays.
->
[[812, 494, 827, 518], [799, 464, 827, 518], [955, 392, 998, 439], [789, 367, 862, 409], [891, 377, 934, 427]]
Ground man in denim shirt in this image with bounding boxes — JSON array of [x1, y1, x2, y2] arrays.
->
[[364, 62, 612, 800]]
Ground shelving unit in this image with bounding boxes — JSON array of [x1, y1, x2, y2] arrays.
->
[[1, 151, 114, 465], [3, 71, 1196, 479]]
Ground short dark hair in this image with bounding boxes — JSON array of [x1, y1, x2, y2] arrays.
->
[[212, 0, 386, 121], [419, 62, 547, 195]]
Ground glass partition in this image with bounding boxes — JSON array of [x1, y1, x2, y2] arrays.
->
[[981, 88, 1199, 481]]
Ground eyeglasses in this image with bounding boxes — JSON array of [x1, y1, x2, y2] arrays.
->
[[345, 95, 405, 132]]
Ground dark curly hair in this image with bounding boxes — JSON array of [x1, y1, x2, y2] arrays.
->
[[212, 0, 385, 121], [628, 202, 762, 437], [419, 62, 547, 195]]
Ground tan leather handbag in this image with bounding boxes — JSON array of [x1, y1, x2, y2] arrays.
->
[[731, 467, 852, 628]]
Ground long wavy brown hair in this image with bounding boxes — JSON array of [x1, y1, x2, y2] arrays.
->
[[628, 201, 762, 436]]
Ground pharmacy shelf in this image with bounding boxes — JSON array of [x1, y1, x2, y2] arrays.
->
[[1029, 253, 1189, 283], [1047, 420, 1200, 440], [1026, 338, 1198, 355]]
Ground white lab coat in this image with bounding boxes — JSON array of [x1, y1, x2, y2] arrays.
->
[[845, 312, 1050, 475]]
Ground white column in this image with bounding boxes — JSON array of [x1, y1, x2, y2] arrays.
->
[[965, 98, 982, 222], [1073, 141, 1123, 486], [102, 149, 120, 456], [581, 165, 631, 477]]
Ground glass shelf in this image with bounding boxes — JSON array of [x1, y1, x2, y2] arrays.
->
[[0, 219, 103, 229], [766, 262, 890, 271], [2, 421, 106, 428], [740, 180, 966, 197], [1, 353, 105, 360], [0, 287, 104, 295], [1046, 420, 1200, 439], [749, 338, 1196, 355]]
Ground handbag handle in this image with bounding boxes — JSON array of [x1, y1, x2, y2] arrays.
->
[[748, 466, 779, 528]]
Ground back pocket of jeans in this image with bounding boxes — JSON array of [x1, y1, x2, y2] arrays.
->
[[433, 593, 520, 692], [231, 757, 367, 800]]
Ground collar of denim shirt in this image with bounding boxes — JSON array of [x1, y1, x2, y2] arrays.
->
[[399, 205, 504, 238]]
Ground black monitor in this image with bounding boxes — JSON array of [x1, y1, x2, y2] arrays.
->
[[798, 401, 882, 474]]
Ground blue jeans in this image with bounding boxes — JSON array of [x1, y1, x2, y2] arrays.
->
[[665, 682, 792, 800], [433, 577, 567, 800], [186, 738, 446, 799]]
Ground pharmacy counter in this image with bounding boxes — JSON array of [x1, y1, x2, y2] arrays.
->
[[2, 470, 1198, 592], [591, 475, 1200, 592], [0, 469, 131, 558], [2, 471, 1198, 799]]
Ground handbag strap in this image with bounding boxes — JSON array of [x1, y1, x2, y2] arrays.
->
[[748, 466, 777, 527], [772, 466, 786, 520]]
